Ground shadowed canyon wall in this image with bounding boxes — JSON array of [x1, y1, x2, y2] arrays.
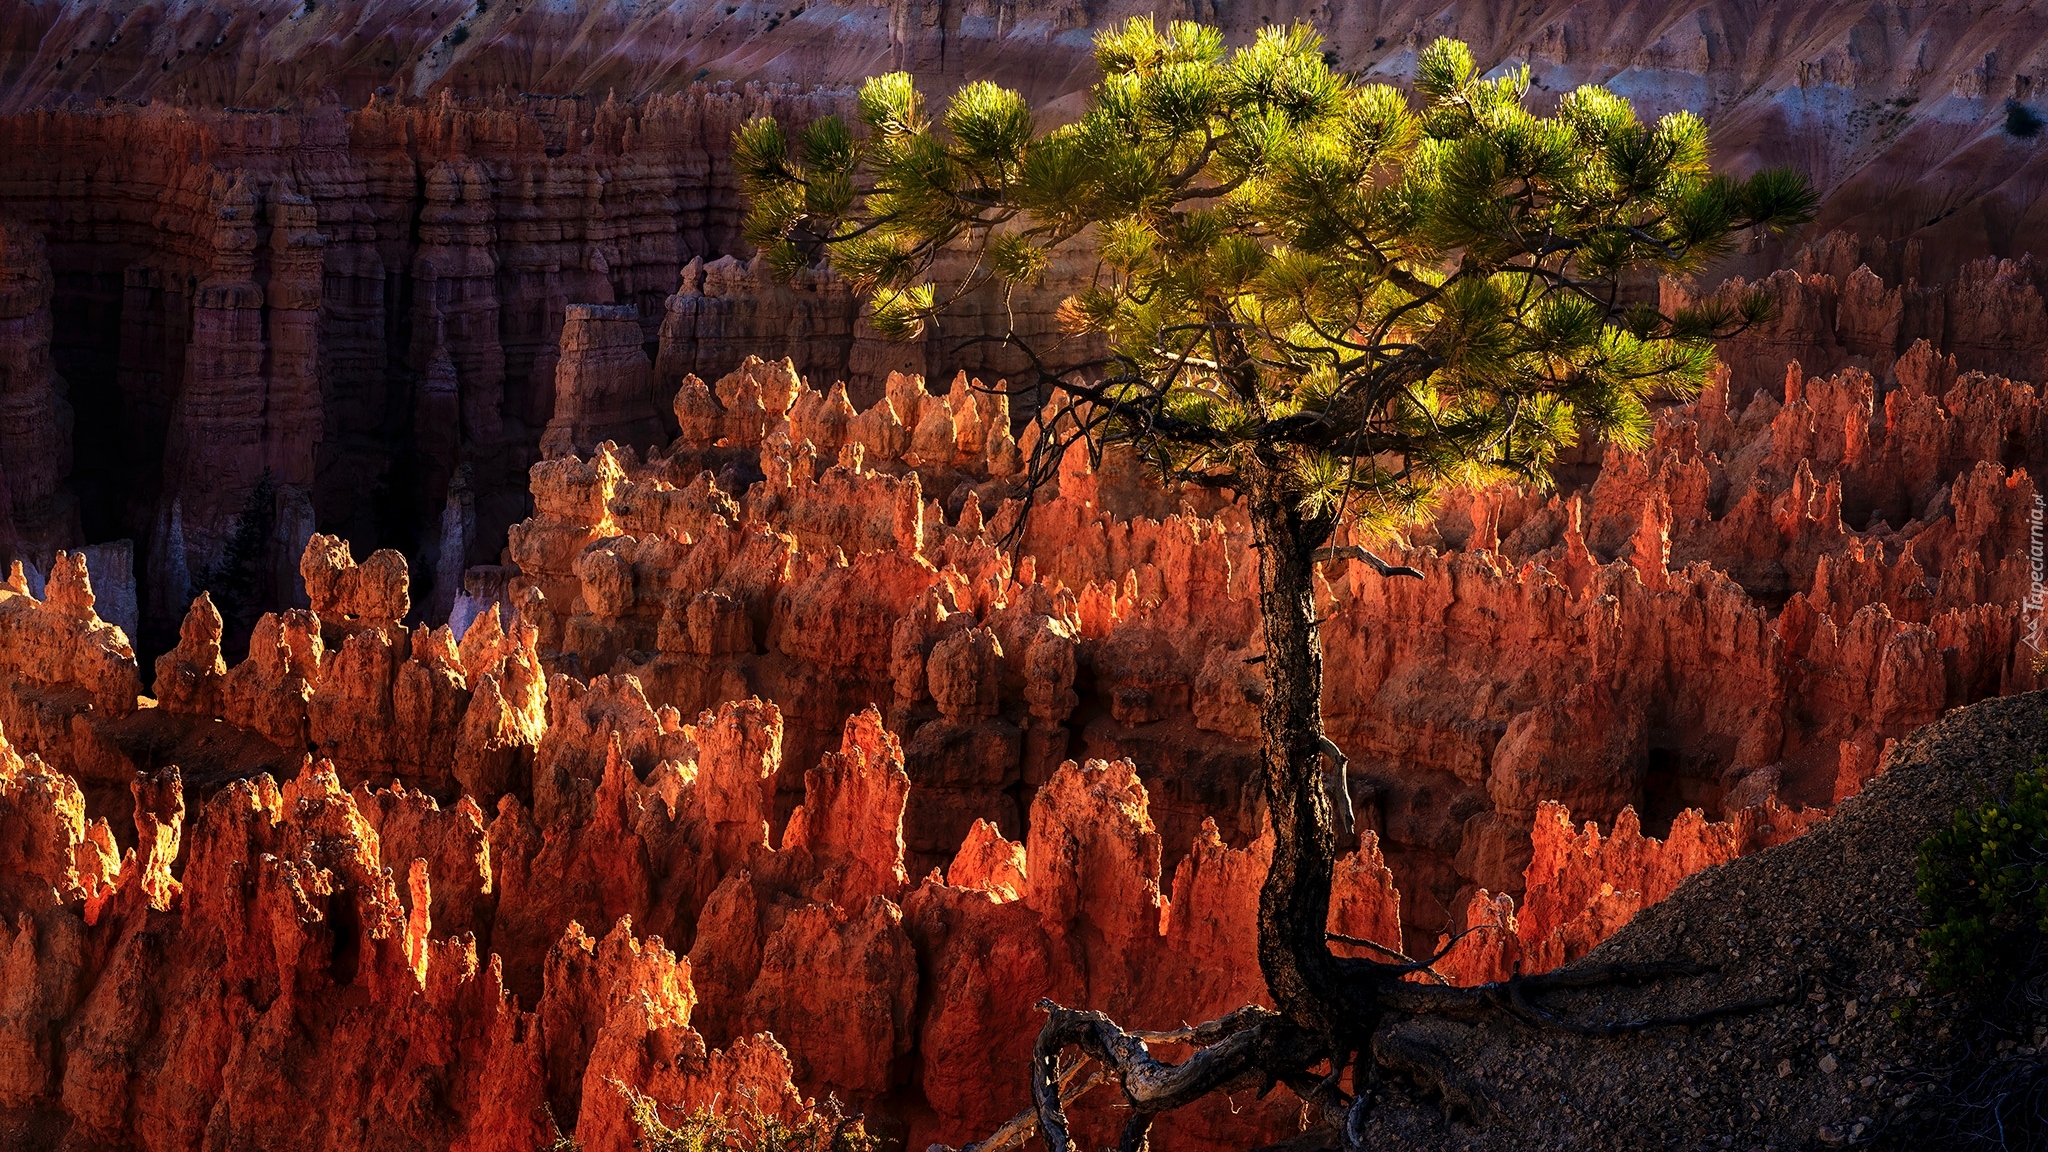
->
[[0, 90, 1101, 659], [0, 89, 845, 658]]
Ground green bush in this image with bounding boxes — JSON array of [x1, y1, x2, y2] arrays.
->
[[1917, 759, 2048, 989], [612, 1080, 879, 1152]]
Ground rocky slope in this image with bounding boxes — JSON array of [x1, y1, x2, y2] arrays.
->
[[1352, 689, 2048, 1152]]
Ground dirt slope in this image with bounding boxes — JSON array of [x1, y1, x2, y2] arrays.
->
[[1353, 690, 2048, 1151]]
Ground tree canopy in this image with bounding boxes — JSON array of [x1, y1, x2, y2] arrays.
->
[[735, 18, 1816, 534]]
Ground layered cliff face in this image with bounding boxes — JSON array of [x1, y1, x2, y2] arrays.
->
[[3, 260, 2048, 1145], [10, 0, 2048, 267], [10, 0, 2048, 666]]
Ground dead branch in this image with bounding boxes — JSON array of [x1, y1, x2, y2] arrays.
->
[[1126, 1005, 1284, 1047], [1029, 1001, 1322, 1152], [1325, 933, 1415, 964], [1309, 545, 1424, 579]]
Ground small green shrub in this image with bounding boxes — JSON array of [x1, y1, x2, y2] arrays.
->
[[1917, 759, 2048, 989], [2007, 100, 2044, 138], [450, 24, 471, 45], [612, 1080, 879, 1152]]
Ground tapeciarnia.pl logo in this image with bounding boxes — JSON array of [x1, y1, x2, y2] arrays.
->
[[2028, 493, 2046, 655]]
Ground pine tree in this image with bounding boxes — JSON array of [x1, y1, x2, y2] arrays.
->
[[738, 21, 1815, 1145]]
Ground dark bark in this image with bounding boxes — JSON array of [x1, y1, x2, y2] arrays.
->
[[1023, 1001, 1326, 1152], [1243, 456, 1346, 1035]]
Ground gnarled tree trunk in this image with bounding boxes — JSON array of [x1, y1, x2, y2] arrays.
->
[[1244, 458, 1345, 1035]]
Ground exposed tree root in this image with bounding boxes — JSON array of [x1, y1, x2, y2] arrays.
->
[[947, 961, 1799, 1152], [1376, 961, 1801, 1037], [1026, 1002, 1325, 1152]]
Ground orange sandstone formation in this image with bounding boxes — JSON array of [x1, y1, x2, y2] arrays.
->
[[0, 567, 1392, 1148], [3, 291, 2047, 1145], [465, 344, 2043, 952]]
